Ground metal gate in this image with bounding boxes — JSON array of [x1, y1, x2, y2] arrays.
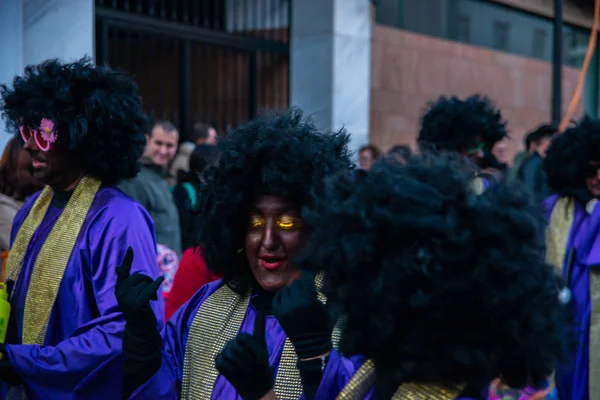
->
[[95, 0, 290, 139]]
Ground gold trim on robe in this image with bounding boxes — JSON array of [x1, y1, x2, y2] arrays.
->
[[5, 175, 101, 345], [545, 197, 574, 274], [336, 359, 465, 400], [3, 176, 101, 400], [181, 271, 341, 399]]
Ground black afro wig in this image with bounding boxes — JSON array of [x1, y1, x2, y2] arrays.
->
[[0, 57, 148, 185], [544, 116, 600, 197], [299, 154, 571, 393], [197, 108, 353, 293], [418, 94, 507, 153]]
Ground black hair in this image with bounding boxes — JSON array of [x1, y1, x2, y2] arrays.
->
[[179, 144, 219, 185], [300, 154, 571, 392], [151, 120, 178, 135], [191, 122, 215, 143], [544, 116, 600, 196], [359, 144, 382, 160], [197, 108, 353, 293], [387, 145, 412, 160], [418, 94, 507, 153], [528, 124, 557, 147], [0, 57, 148, 185]]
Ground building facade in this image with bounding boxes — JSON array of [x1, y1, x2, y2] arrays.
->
[[372, 0, 598, 161], [0, 0, 597, 163]]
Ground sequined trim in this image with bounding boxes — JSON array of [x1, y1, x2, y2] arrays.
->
[[6, 176, 101, 344], [545, 197, 574, 274], [336, 359, 376, 400], [182, 271, 340, 399], [337, 359, 465, 400]]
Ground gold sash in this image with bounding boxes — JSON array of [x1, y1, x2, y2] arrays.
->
[[545, 197, 574, 273], [5, 176, 101, 345], [336, 359, 465, 399], [181, 272, 341, 399]]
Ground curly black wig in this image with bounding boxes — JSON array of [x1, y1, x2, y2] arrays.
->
[[299, 154, 571, 393], [544, 116, 600, 197], [0, 57, 148, 185], [197, 108, 353, 293], [418, 94, 507, 153]]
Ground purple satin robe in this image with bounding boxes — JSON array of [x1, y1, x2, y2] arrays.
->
[[131, 279, 363, 399], [1, 187, 165, 400], [545, 194, 600, 400]]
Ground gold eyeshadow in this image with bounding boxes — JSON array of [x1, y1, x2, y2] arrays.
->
[[248, 215, 303, 231]]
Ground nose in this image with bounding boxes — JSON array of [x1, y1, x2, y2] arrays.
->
[[23, 135, 38, 151], [261, 221, 278, 251]]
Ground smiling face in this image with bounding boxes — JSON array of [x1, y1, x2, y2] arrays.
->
[[244, 194, 305, 292]]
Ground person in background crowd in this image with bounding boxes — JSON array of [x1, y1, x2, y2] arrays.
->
[[169, 122, 217, 186], [0, 57, 163, 399], [116, 109, 360, 400], [508, 131, 537, 181], [358, 144, 381, 170], [0, 138, 42, 253], [166, 144, 221, 320], [544, 117, 600, 400], [299, 155, 570, 399], [386, 144, 412, 164], [479, 139, 509, 180], [157, 243, 179, 300], [518, 124, 558, 205], [172, 143, 219, 251], [119, 120, 182, 255], [417, 94, 508, 193]]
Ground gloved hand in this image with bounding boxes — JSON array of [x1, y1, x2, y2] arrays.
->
[[115, 247, 164, 333], [0, 344, 22, 386], [272, 271, 332, 360], [115, 247, 164, 399], [215, 333, 274, 400]]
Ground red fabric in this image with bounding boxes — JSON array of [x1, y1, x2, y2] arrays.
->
[[165, 247, 222, 320]]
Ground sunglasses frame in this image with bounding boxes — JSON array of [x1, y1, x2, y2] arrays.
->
[[19, 125, 53, 152]]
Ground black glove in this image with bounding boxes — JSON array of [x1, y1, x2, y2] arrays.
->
[[215, 332, 274, 400], [115, 247, 164, 333], [0, 344, 22, 386], [115, 247, 164, 399], [272, 271, 332, 360]]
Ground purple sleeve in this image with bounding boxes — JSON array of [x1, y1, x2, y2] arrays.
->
[[298, 351, 366, 400], [129, 281, 222, 399], [543, 194, 560, 222], [5, 202, 165, 399]]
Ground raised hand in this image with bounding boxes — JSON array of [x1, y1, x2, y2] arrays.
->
[[215, 332, 274, 400], [116, 247, 164, 399], [115, 247, 164, 332], [272, 271, 332, 360]]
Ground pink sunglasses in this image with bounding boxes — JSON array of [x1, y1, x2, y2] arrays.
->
[[19, 118, 58, 152]]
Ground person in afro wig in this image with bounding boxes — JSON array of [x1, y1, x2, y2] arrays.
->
[[298, 154, 571, 399], [543, 116, 600, 400], [115, 108, 366, 400], [1, 57, 149, 186], [418, 94, 507, 159], [0, 58, 164, 398]]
